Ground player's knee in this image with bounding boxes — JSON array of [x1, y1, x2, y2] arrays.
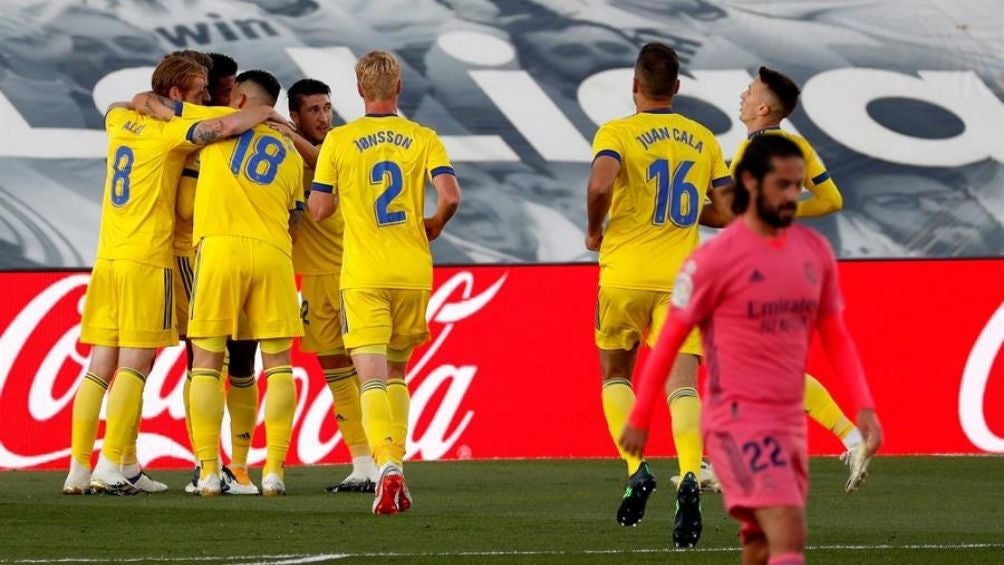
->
[[227, 339, 259, 376]]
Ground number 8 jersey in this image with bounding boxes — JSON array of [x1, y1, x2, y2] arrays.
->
[[312, 114, 454, 291], [592, 109, 731, 291], [97, 106, 202, 269], [189, 105, 304, 257]]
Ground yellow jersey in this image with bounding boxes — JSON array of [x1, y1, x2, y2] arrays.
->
[[312, 114, 454, 290], [293, 164, 344, 275], [173, 152, 199, 255], [730, 127, 842, 218], [96, 107, 202, 268], [191, 105, 304, 256], [593, 109, 731, 291]]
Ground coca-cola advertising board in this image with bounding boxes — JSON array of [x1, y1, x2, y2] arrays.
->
[[1, 261, 1002, 471]]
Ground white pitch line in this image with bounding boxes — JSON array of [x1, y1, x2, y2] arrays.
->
[[5, 544, 1004, 565]]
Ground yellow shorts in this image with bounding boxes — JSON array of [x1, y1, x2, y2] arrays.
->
[[80, 258, 178, 348], [595, 286, 702, 355], [173, 254, 195, 337], [341, 288, 430, 352], [188, 236, 303, 340], [300, 273, 345, 355]]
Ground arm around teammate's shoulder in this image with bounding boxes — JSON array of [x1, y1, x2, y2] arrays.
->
[[189, 105, 284, 146]]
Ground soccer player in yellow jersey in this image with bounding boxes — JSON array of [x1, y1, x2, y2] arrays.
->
[[586, 43, 732, 547], [309, 50, 461, 515], [278, 78, 379, 493], [167, 51, 261, 496], [735, 66, 870, 493], [184, 70, 305, 496], [66, 56, 283, 495]]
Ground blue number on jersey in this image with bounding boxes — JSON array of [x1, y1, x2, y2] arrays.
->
[[229, 130, 286, 184], [371, 161, 406, 226], [110, 146, 134, 206], [649, 158, 699, 227]]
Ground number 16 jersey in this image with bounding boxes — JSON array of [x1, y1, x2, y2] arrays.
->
[[592, 109, 730, 291], [312, 114, 454, 291]]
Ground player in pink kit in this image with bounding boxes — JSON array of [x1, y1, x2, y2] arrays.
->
[[620, 135, 882, 564]]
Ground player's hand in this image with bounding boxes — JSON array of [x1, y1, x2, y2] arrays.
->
[[619, 424, 648, 458], [585, 231, 603, 251], [856, 408, 883, 456], [267, 119, 296, 138], [424, 217, 444, 241]]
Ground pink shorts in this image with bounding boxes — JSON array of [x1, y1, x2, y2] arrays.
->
[[704, 419, 808, 531]]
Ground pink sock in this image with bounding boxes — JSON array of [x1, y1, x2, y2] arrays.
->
[[768, 552, 804, 565]]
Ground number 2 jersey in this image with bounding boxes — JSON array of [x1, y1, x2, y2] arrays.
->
[[312, 114, 454, 291], [97, 106, 201, 269], [186, 105, 304, 256], [592, 109, 731, 291]]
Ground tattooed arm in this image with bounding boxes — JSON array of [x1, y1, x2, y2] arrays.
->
[[188, 105, 282, 146], [131, 91, 180, 121]]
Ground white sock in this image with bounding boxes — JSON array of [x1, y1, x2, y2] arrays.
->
[[122, 462, 141, 478], [842, 428, 863, 450], [353, 455, 378, 479]]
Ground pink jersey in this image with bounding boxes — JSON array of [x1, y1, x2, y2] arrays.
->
[[671, 220, 843, 425]]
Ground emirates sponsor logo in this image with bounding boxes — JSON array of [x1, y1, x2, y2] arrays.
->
[[0, 271, 507, 469]]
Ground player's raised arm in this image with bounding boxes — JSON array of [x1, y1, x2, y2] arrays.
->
[[132, 91, 182, 121], [188, 105, 284, 146], [270, 120, 321, 169], [585, 153, 620, 251]]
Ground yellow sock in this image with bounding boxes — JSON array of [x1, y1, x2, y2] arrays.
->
[[386, 378, 410, 461], [101, 368, 146, 466], [669, 386, 702, 482], [263, 366, 295, 478], [804, 374, 855, 440], [70, 372, 108, 467], [324, 367, 369, 458], [182, 371, 195, 453], [121, 406, 142, 467], [360, 380, 400, 467], [227, 374, 259, 468], [190, 368, 224, 477], [601, 378, 643, 476]]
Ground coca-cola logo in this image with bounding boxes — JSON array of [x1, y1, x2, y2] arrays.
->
[[0, 271, 507, 469], [959, 302, 1004, 452]]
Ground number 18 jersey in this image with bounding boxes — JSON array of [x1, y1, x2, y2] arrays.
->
[[312, 114, 454, 291], [593, 109, 730, 291], [190, 106, 304, 256]]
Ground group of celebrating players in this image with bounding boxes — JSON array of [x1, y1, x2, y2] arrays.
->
[[60, 39, 881, 562], [62, 48, 459, 516]]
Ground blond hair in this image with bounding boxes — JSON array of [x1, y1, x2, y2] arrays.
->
[[151, 55, 207, 97], [355, 50, 401, 101]]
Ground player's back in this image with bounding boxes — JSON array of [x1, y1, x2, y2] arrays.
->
[[97, 107, 195, 268], [684, 221, 841, 421], [317, 114, 448, 290], [194, 122, 303, 255], [595, 110, 730, 291]]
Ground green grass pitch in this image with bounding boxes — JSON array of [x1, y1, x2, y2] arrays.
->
[[1, 457, 1002, 564]]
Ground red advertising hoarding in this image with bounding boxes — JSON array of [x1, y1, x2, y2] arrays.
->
[[1, 260, 1002, 471]]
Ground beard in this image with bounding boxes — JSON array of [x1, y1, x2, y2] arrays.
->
[[756, 191, 797, 228]]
